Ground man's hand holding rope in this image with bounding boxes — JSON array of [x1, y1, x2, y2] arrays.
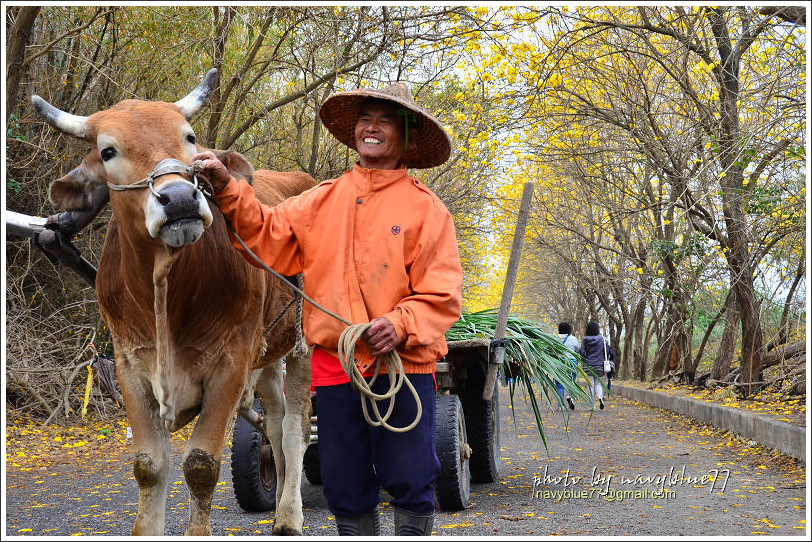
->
[[361, 317, 400, 357]]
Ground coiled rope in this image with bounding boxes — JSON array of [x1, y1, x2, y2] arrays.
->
[[193, 161, 421, 432]]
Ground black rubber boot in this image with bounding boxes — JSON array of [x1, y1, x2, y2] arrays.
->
[[394, 507, 434, 536], [335, 508, 380, 536]]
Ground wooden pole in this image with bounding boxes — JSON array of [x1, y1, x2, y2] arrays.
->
[[482, 181, 534, 401]]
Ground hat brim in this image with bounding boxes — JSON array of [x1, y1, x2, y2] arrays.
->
[[319, 88, 451, 169]]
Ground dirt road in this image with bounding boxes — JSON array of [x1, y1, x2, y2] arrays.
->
[[4, 386, 807, 536]]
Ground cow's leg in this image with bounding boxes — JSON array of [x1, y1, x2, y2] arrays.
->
[[237, 369, 264, 430], [182, 366, 244, 536], [254, 362, 288, 529], [276, 350, 311, 536], [119, 361, 171, 536], [258, 349, 312, 536]]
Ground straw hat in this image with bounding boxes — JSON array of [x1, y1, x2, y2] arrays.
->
[[319, 82, 451, 169]]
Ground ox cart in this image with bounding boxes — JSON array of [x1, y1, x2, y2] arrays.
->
[[230, 337, 501, 512]]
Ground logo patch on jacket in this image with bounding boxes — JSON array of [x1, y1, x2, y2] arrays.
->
[[391, 225, 401, 235]]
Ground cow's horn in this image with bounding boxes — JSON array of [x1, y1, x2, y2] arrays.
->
[[174, 68, 219, 120], [31, 95, 88, 139]]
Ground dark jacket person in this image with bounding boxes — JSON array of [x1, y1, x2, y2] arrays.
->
[[578, 321, 614, 410]]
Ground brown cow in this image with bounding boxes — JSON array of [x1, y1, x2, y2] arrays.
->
[[33, 69, 316, 536]]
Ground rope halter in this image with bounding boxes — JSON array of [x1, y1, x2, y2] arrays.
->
[[107, 158, 204, 202]]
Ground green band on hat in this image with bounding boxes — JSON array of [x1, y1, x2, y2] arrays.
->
[[397, 108, 418, 151]]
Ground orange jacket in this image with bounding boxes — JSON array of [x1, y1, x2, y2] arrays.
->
[[215, 164, 463, 385]]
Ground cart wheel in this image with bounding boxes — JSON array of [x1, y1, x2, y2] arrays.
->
[[231, 400, 276, 511], [303, 443, 322, 485], [462, 380, 501, 483], [435, 394, 470, 511]]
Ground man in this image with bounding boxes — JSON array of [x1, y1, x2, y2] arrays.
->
[[193, 83, 463, 536]]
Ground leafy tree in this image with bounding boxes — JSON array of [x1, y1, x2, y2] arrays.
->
[[495, 6, 805, 391]]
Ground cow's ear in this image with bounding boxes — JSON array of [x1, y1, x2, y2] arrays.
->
[[49, 172, 87, 210], [210, 149, 255, 184], [49, 160, 109, 212]]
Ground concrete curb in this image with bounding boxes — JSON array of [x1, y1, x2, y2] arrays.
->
[[612, 382, 807, 463]]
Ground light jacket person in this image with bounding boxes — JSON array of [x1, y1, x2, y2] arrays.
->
[[555, 321, 580, 410], [193, 82, 462, 536]]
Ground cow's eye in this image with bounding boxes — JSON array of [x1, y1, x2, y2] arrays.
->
[[186, 134, 196, 145], [100, 147, 117, 161]]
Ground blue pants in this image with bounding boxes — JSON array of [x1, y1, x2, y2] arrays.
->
[[316, 374, 439, 517], [555, 369, 577, 397]]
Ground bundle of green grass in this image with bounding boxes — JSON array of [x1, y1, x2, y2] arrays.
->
[[446, 309, 594, 446]]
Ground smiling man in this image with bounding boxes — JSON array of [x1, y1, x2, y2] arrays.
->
[[193, 83, 463, 536]]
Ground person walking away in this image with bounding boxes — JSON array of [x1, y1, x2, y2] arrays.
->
[[577, 321, 615, 411], [555, 322, 579, 410], [193, 82, 462, 536]]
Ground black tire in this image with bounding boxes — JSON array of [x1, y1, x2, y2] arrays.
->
[[231, 401, 276, 512], [435, 394, 470, 511], [303, 443, 322, 485], [462, 380, 501, 483]]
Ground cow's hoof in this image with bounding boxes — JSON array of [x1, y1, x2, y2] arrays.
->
[[272, 523, 303, 536], [185, 525, 212, 536]]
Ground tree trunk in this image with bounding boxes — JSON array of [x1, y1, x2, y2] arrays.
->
[[641, 304, 660, 381], [651, 243, 689, 379], [677, 331, 694, 383], [206, 6, 233, 147], [618, 300, 640, 380], [762, 339, 805, 369], [651, 321, 673, 378], [768, 254, 804, 351], [735, 277, 764, 395], [621, 302, 644, 381], [711, 291, 739, 380], [630, 299, 647, 380], [5, 6, 40, 117], [691, 291, 730, 377], [708, 7, 765, 396]]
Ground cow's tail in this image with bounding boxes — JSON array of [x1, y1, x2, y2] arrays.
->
[[153, 250, 177, 430], [291, 274, 307, 359]]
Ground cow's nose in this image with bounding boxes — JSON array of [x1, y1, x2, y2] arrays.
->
[[156, 181, 201, 221]]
